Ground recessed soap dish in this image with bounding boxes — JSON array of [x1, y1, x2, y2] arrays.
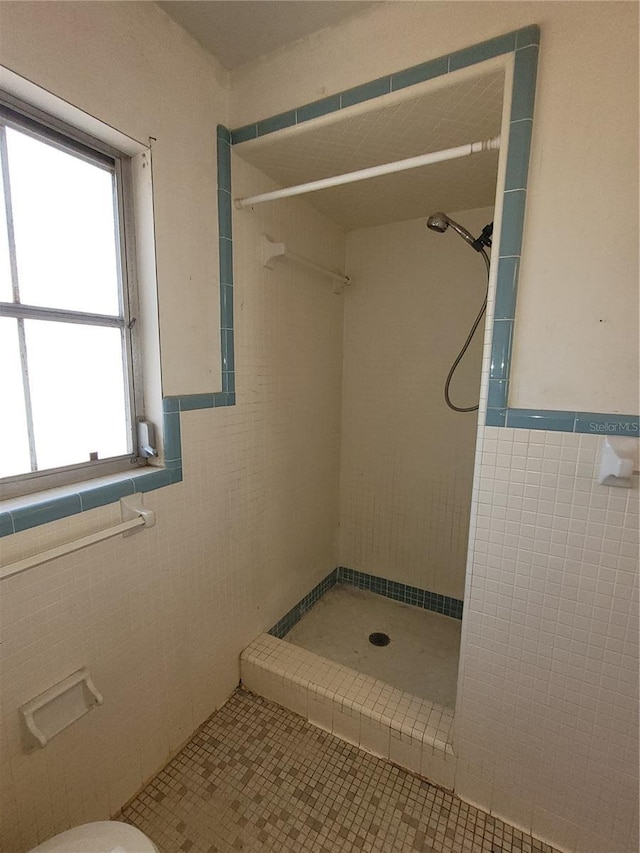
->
[[19, 668, 103, 750]]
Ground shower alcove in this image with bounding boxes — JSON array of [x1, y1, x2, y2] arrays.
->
[[233, 57, 510, 787]]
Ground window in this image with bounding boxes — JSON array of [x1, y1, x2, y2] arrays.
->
[[0, 99, 147, 498]]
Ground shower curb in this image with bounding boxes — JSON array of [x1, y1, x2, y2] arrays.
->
[[241, 633, 457, 790]]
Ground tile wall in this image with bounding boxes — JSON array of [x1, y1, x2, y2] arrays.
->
[[456, 425, 639, 852], [340, 212, 493, 600], [0, 130, 347, 853]]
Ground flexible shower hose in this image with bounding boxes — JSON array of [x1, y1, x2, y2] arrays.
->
[[444, 248, 491, 413]]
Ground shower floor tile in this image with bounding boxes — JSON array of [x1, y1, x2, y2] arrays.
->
[[285, 584, 461, 708], [121, 689, 559, 853]]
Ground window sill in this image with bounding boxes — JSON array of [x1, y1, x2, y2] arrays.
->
[[0, 463, 182, 537]]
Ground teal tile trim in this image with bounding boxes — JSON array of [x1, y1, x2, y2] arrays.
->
[[511, 45, 539, 122], [230, 26, 539, 142], [487, 379, 508, 410], [1, 125, 236, 537], [296, 95, 341, 123], [162, 397, 179, 413], [258, 110, 297, 137], [486, 408, 507, 427], [449, 32, 516, 71], [219, 239, 233, 287], [230, 124, 257, 144], [269, 569, 339, 638], [12, 495, 82, 533], [163, 411, 182, 460], [505, 409, 576, 432], [337, 567, 464, 619], [0, 513, 15, 536], [78, 480, 135, 511], [499, 410, 640, 435], [174, 393, 215, 412], [215, 127, 236, 403], [498, 189, 527, 256], [216, 132, 231, 191], [391, 57, 449, 91], [489, 320, 513, 380], [574, 413, 639, 436], [516, 24, 541, 49], [217, 189, 232, 239], [132, 468, 174, 492], [493, 256, 519, 320], [341, 76, 391, 108], [504, 118, 532, 191], [269, 567, 463, 638]]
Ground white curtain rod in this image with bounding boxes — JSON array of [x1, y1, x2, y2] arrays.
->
[[262, 234, 350, 286], [235, 136, 500, 209]]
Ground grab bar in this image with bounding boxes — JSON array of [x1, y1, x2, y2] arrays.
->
[[0, 495, 155, 581]]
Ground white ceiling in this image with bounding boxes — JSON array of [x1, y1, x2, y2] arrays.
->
[[233, 67, 505, 231], [157, 1, 377, 70]]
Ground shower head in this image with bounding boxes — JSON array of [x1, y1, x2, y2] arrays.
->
[[427, 213, 449, 234], [426, 212, 478, 249], [426, 213, 449, 233]]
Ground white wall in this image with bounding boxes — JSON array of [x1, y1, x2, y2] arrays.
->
[[231, 0, 639, 416], [340, 210, 492, 599], [0, 4, 344, 850]]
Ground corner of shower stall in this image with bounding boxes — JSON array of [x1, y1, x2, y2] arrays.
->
[[240, 568, 460, 790]]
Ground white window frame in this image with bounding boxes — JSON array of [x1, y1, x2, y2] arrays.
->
[[0, 92, 149, 500]]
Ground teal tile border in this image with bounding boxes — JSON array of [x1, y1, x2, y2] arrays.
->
[[338, 567, 464, 619], [391, 57, 449, 92], [0, 512, 14, 536], [230, 26, 539, 141], [498, 410, 640, 435], [269, 569, 338, 638], [341, 76, 391, 108], [505, 409, 576, 433], [231, 25, 638, 437], [574, 413, 639, 436], [0, 124, 236, 538], [12, 495, 82, 533], [268, 567, 463, 638]]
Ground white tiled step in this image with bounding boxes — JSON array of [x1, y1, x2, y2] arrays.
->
[[240, 633, 457, 790]]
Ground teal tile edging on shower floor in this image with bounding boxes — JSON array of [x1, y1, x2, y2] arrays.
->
[[0, 125, 235, 538], [231, 26, 639, 437], [268, 567, 464, 639]]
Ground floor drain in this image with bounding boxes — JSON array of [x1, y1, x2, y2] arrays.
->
[[369, 632, 390, 647]]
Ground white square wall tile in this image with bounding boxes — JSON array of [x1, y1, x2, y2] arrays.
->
[[359, 716, 391, 760], [389, 729, 421, 774], [332, 706, 361, 747], [308, 692, 334, 733], [420, 744, 456, 790], [455, 760, 492, 814]]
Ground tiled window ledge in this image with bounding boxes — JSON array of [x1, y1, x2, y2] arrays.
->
[[0, 465, 177, 537], [241, 633, 457, 789]]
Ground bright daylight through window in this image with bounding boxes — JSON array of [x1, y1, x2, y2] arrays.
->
[[0, 103, 142, 495]]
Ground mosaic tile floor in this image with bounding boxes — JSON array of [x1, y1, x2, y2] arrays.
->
[[121, 689, 560, 853]]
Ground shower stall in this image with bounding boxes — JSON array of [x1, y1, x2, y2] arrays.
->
[[233, 61, 509, 784]]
